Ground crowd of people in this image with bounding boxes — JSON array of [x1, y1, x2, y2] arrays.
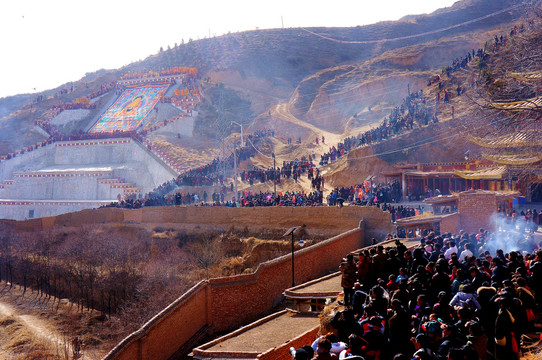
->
[[319, 138, 358, 166], [327, 182, 403, 206], [317, 89, 436, 162], [119, 67, 198, 81], [248, 129, 275, 140], [110, 180, 422, 212], [240, 157, 316, 185], [102, 191, 210, 209], [290, 230, 541, 360], [104, 189, 326, 209], [138, 145, 259, 200], [0, 137, 55, 160]]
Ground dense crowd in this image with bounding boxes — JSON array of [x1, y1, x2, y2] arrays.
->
[[327, 182, 403, 206], [290, 229, 541, 360], [235, 190, 324, 207], [109, 181, 423, 213], [104, 188, 326, 209], [240, 157, 316, 185], [143, 146, 258, 199]]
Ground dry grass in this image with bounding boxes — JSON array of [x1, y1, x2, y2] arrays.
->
[[150, 135, 218, 170], [317, 301, 342, 336], [0, 314, 56, 358]]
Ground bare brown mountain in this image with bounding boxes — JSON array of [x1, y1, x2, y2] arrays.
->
[[0, 0, 529, 172]]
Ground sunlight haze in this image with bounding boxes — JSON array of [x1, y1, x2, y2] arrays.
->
[[0, 0, 458, 99]]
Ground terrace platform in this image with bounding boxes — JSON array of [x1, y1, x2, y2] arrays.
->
[[192, 310, 319, 360], [283, 272, 342, 313]]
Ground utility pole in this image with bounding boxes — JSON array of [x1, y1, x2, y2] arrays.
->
[[231, 121, 244, 147], [216, 91, 226, 178], [233, 143, 239, 203], [272, 153, 276, 195]]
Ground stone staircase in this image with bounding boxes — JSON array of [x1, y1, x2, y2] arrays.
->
[[97, 178, 143, 199]]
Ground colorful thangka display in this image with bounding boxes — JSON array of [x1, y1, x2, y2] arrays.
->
[[90, 83, 170, 133]]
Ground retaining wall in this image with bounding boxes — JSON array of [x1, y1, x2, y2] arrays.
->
[[0, 139, 179, 220], [104, 227, 365, 360], [9, 205, 393, 239]]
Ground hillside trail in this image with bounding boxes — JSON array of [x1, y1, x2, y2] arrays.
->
[[271, 101, 344, 171], [272, 102, 344, 146], [0, 298, 69, 358], [0, 286, 101, 360], [234, 100, 361, 199]]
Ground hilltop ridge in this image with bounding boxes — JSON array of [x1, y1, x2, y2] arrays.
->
[[0, 0, 526, 160]]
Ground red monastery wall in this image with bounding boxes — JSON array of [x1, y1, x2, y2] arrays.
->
[[104, 228, 365, 360]]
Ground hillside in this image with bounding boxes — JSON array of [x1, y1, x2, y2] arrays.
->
[[0, 1, 541, 358], [0, 0, 527, 161]]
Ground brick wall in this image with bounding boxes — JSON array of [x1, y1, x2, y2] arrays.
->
[[105, 282, 211, 360], [139, 284, 210, 359], [104, 228, 364, 360], [209, 228, 364, 332], [459, 191, 497, 233], [258, 326, 320, 360], [440, 213, 460, 234]]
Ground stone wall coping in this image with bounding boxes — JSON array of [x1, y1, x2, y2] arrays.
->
[[192, 310, 288, 356], [103, 281, 210, 359], [208, 228, 362, 287]]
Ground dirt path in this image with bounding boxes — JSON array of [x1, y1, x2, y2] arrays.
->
[[0, 289, 70, 358], [235, 101, 353, 199], [0, 286, 103, 359], [271, 102, 343, 162], [272, 103, 343, 145]]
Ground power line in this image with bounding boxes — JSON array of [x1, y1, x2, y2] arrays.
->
[[344, 110, 500, 162], [301, 3, 525, 45]]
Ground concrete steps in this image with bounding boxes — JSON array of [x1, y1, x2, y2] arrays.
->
[[99, 178, 143, 198]]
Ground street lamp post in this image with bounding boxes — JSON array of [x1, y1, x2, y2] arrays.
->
[[284, 226, 305, 287], [233, 144, 239, 203], [231, 121, 244, 147]]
